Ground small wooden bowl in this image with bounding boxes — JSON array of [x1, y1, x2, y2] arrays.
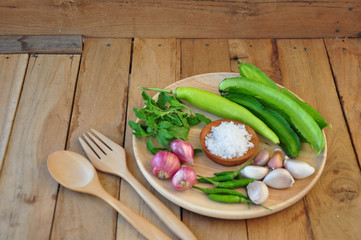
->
[[200, 119, 259, 166]]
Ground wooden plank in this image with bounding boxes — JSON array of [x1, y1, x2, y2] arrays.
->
[[324, 38, 361, 166], [180, 39, 232, 79], [50, 38, 131, 240], [228, 39, 281, 83], [228, 39, 312, 240], [277, 39, 361, 239], [0, 1, 360, 38], [180, 39, 248, 239], [0, 35, 82, 54], [0, 54, 28, 170], [0, 54, 80, 239], [119, 38, 180, 239]]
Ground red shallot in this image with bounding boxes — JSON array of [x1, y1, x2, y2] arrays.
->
[[151, 151, 181, 179], [170, 139, 194, 165], [172, 166, 196, 191]]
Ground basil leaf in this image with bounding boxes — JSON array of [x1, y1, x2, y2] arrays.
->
[[187, 116, 200, 126], [157, 92, 167, 109], [146, 139, 157, 154], [196, 113, 212, 124], [168, 126, 189, 140], [159, 121, 173, 129], [177, 112, 190, 129], [158, 128, 173, 139], [193, 148, 202, 155], [156, 133, 170, 146], [166, 114, 182, 126], [129, 120, 143, 132]]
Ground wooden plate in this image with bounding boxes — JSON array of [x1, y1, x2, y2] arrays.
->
[[133, 72, 327, 219]]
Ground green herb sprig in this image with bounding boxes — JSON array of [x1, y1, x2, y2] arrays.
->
[[129, 91, 211, 154]]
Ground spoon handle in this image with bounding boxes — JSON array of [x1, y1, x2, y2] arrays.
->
[[123, 171, 197, 240], [97, 187, 172, 240]]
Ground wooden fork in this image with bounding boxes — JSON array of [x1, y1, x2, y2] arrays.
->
[[79, 129, 197, 240]]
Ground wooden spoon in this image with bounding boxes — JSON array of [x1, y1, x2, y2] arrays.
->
[[47, 150, 171, 240]]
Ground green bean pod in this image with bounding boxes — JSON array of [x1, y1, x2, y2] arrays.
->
[[238, 62, 279, 90], [280, 88, 329, 129], [223, 93, 300, 157], [138, 86, 280, 144], [219, 77, 325, 154]]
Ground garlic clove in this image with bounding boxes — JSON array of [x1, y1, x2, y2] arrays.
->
[[253, 150, 270, 166], [263, 168, 295, 189], [241, 166, 269, 180], [284, 159, 315, 179], [246, 181, 269, 204], [267, 149, 283, 169]]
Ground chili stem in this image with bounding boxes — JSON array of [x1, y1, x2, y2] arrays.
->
[[137, 86, 173, 94]]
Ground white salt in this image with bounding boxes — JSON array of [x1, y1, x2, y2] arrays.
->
[[205, 121, 254, 159]]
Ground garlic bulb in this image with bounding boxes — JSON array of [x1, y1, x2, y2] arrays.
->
[[253, 150, 270, 166], [263, 168, 295, 189], [241, 166, 269, 180], [267, 149, 283, 169], [247, 181, 269, 204], [284, 159, 315, 179]]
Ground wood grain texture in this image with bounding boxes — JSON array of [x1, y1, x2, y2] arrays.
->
[[119, 38, 180, 239], [277, 39, 361, 239], [0, 35, 82, 53], [50, 38, 131, 240], [0, 1, 360, 38], [228, 39, 281, 84], [325, 38, 361, 167], [0, 54, 28, 171], [179, 39, 248, 239], [0, 54, 80, 240], [228, 39, 312, 240]]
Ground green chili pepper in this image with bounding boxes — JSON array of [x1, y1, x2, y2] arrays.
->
[[238, 61, 279, 90], [193, 186, 248, 199], [213, 171, 234, 176], [219, 77, 325, 155], [198, 175, 254, 189], [198, 160, 253, 183], [208, 194, 251, 203], [137, 86, 280, 144], [223, 93, 300, 157]]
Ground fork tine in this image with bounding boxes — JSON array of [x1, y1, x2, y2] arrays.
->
[[87, 131, 112, 153], [82, 133, 107, 158], [79, 136, 101, 162], [90, 129, 125, 155]]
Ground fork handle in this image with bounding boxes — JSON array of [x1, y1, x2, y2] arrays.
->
[[95, 187, 172, 240], [123, 171, 197, 240]]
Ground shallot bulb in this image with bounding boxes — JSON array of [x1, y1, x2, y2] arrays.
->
[[267, 149, 284, 169], [151, 151, 181, 179], [170, 139, 194, 165], [254, 150, 270, 166], [172, 166, 197, 191]]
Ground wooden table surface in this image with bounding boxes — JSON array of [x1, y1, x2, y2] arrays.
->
[[1, 38, 361, 240]]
